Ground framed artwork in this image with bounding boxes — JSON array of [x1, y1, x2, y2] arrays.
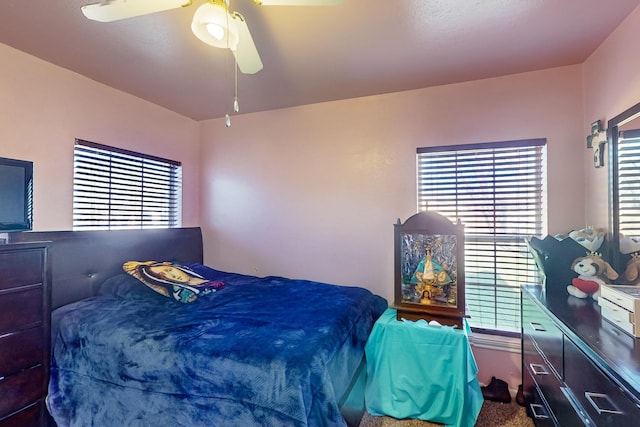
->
[[394, 211, 467, 327]]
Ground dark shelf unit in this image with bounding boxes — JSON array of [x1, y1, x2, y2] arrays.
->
[[0, 242, 51, 426]]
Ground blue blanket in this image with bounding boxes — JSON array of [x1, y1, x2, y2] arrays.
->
[[47, 265, 387, 427]]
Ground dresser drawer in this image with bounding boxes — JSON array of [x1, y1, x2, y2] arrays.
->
[[526, 385, 557, 426], [523, 343, 573, 425], [564, 337, 640, 425], [0, 288, 43, 335], [522, 333, 539, 400], [0, 400, 43, 427], [523, 332, 556, 378], [523, 348, 587, 427], [0, 250, 43, 291], [0, 366, 44, 420], [522, 292, 564, 377], [0, 327, 44, 378]]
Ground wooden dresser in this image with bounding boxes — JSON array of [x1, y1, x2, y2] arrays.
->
[[0, 242, 51, 426], [521, 285, 640, 426]]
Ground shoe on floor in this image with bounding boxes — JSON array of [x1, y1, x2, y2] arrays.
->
[[516, 384, 525, 406], [481, 376, 511, 403]]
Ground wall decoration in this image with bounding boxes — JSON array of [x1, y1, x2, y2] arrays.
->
[[394, 211, 467, 327], [587, 120, 607, 168]]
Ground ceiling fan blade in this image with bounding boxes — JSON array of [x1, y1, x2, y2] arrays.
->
[[81, 0, 191, 22], [255, 0, 343, 5], [231, 12, 263, 74]]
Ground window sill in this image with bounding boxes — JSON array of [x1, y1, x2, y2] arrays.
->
[[469, 332, 520, 353]]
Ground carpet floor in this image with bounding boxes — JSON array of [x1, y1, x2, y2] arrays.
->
[[358, 400, 534, 427]]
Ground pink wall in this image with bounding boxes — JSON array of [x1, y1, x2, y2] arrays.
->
[[582, 5, 640, 227], [0, 43, 201, 230], [472, 345, 522, 393], [199, 66, 585, 303]]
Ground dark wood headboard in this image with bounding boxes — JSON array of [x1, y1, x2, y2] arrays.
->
[[8, 227, 203, 309]]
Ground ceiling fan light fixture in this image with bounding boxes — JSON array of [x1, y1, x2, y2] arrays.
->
[[191, 1, 239, 49], [206, 23, 225, 40]]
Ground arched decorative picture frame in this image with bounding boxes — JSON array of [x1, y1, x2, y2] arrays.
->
[[394, 211, 467, 327]]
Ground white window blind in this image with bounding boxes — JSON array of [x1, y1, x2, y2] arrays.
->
[[73, 139, 182, 230], [417, 139, 546, 333], [618, 129, 640, 237]]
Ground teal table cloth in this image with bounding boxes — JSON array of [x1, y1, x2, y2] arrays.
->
[[364, 308, 483, 427]]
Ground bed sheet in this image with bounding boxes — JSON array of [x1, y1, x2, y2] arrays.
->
[[47, 266, 387, 427]]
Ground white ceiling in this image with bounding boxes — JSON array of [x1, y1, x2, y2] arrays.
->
[[1, 0, 638, 121]]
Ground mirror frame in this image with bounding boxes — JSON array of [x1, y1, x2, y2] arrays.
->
[[607, 101, 640, 274]]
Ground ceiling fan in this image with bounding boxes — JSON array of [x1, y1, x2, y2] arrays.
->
[[81, 0, 344, 74]]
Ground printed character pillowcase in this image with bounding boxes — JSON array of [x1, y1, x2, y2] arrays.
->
[[123, 261, 224, 303]]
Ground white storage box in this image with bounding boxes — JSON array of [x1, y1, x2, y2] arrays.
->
[[599, 284, 640, 337]]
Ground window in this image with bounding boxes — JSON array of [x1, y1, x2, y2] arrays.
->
[[417, 139, 546, 334], [618, 129, 640, 237], [73, 139, 182, 230]]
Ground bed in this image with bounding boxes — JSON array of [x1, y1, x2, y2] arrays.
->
[[10, 227, 387, 427]]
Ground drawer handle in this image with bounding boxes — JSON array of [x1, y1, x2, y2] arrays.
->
[[530, 363, 549, 376], [585, 392, 624, 415], [529, 322, 546, 332], [529, 403, 550, 419]]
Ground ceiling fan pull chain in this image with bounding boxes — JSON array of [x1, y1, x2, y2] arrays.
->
[[224, 50, 232, 127], [224, 0, 235, 127], [234, 58, 239, 113]]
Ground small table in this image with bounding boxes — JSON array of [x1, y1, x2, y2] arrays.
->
[[364, 308, 483, 427]]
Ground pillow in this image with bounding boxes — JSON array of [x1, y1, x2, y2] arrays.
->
[[181, 263, 234, 282], [99, 273, 165, 300], [98, 273, 145, 298], [123, 261, 224, 303]]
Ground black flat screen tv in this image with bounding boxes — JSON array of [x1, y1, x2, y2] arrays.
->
[[0, 156, 33, 232]]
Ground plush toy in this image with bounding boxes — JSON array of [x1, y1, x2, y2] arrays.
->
[[624, 253, 640, 285], [568, 227, 606, 252], [620, 235, 640, 255], [567, 253, 618, 300]]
